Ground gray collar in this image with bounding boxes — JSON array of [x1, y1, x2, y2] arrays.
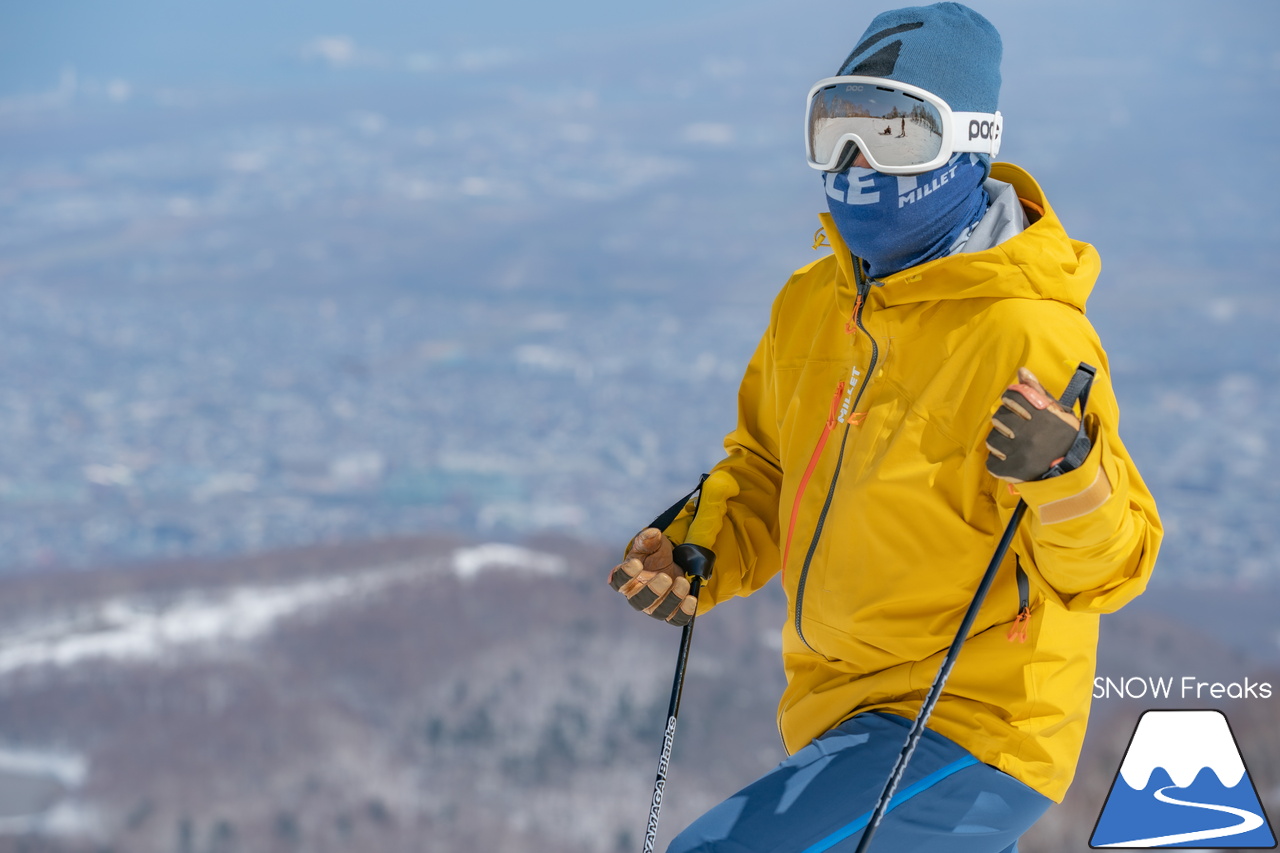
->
[[948, 178, 1029, 256]]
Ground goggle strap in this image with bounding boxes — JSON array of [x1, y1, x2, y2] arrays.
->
[[949, 111, 1003, 157]]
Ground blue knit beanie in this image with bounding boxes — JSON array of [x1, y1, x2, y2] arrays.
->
[[837, 2, 1002, 116]]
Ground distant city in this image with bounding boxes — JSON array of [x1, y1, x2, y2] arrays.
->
[[0, 59, 798, 573], [2, 0, 1278, 585]]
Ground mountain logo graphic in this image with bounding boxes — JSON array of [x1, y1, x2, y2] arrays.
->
[[1090, 709, 1276, 848]]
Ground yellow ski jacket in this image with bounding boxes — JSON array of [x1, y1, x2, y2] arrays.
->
[[669, 163, 1162, 802]]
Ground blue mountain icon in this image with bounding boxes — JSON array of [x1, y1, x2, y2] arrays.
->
[[1090, 710, 1275, 848]]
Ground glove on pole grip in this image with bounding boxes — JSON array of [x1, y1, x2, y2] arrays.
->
[[641, 545, 716, 853], [672, 543, 715, 582], [639, 479, 720, 853]]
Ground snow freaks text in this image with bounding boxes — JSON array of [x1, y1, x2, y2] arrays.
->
[[1094, 675, 1274, 701]]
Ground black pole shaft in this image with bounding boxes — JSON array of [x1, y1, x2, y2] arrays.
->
[[853, 500, 1028, 853], [641, 575, 704, 853]]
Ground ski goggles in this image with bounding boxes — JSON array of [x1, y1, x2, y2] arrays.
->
[[805, 76, 1003, 174]]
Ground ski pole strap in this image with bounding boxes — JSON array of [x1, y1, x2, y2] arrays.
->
[[1058, 362, 1096, 412], [646, 473, 710, 533], [1042, 362, 1096, 479]]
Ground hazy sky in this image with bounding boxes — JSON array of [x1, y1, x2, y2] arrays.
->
[[5, 1, 1274, 93], [0, 0, 758, 95]]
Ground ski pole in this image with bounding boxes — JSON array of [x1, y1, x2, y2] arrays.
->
[[642, 543, 715, 853], [853, 499, 1028, 853]]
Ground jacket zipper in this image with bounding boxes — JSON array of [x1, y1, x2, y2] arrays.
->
[[780, 380, 845, 586], [791, 266, 879, 654]]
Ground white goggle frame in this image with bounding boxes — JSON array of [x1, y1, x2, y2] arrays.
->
[[805, 75, 1003, 174]]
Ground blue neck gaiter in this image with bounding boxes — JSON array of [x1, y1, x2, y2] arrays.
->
[[824, 153, 990, 279]]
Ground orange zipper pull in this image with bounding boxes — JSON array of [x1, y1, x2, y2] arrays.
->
[[1007, 606, 1031, 643], [845, 293, 863, 335], [826, 380, 846, 428]]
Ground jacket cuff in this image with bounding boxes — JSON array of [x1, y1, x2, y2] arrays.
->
[[1013, 415, 1119, 535]]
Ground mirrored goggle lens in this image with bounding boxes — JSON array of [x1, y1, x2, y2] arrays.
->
[[809, 82, 945, 169]]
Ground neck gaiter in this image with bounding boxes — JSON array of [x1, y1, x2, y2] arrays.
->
[[824, 153, 990, 278]]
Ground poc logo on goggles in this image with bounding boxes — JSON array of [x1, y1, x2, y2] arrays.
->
[[968, 118, 1000, 142]]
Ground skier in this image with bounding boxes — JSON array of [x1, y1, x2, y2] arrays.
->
[[898, 116, 906, 137], [609, 3, 1161, 852]]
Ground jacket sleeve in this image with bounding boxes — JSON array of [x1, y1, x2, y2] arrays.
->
[[994, 319, 1163, 614], [661, 304, 787, 614]]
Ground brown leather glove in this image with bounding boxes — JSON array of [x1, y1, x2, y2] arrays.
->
[[607, 528, 697, 626], [986, 367, 1089, 483]]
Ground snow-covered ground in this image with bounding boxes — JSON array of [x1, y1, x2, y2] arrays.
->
[[451, 543, 566, 580], [0, 544, 566, 676], [0, 746, 89, 833], [813, 115, 940, 168]]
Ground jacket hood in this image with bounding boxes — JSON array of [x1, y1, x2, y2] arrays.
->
[[819, 162, 1099, 313]]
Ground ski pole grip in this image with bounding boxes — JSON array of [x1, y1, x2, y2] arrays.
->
[[672, 544, 715, 581]]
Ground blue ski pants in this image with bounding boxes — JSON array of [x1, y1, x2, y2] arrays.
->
[[667, 712, 1052, 853]]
